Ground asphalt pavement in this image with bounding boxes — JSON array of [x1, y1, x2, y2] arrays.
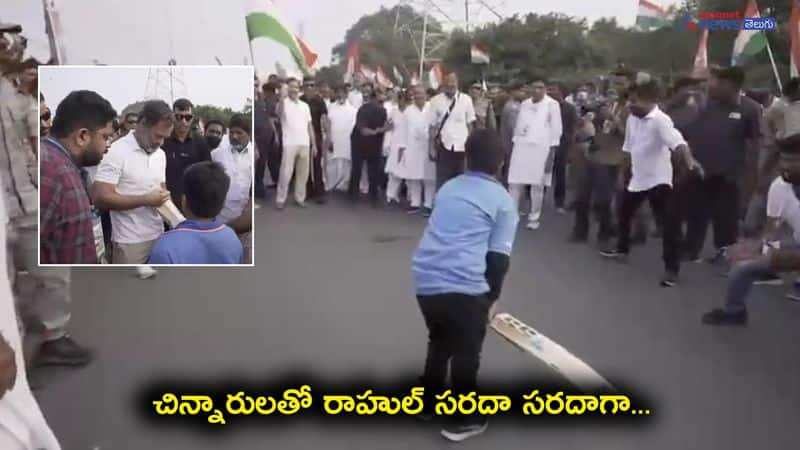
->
[[34, 194, 800, 450]]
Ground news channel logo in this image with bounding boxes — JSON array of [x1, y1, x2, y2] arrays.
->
[[681, 13, 776, 31]]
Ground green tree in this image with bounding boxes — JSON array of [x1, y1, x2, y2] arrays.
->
[[331, 5, 444, 77]]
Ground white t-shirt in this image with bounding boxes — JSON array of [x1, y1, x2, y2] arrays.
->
[[767, 177, 800, 241], [428, 92, 476, 152], [622, 106, 686, 192], [94, 132, 166, 244], [211, 142, 253, 224], [281, 97, 312, 148]]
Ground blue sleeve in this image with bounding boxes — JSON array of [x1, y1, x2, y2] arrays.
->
[[147, 239, 172, 264], [488, 194, 519, 255]]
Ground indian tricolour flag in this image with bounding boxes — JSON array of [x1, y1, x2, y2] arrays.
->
[[731, 0, 767, 65], [245, 0, 317, 75], [635, 0, 669, 31], [470, 44, 490, 64]]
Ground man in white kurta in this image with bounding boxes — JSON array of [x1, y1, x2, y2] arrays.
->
[[508, 79, 563, 230], [400, 85, 437, 214], [0, 178, 61, 450], [326, 89, 357, 192], [384, 97, 407, 203]]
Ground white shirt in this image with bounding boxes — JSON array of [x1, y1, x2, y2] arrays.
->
[[281, 97, 312, 148], [622, 106, 686, 192], [347, 90, 363, 108], [428, 92, 476, 152], [211, 142, 253, 224], [328, 101, 357, 160], [512, 96, 562, 147], [94, 132, 167, 244], [767, 177, 800, 241]]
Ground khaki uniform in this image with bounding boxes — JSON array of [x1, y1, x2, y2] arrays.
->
[[0, 74, 71, 341]]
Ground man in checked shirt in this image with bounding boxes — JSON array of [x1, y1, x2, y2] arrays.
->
[[40, 90, 117, 264]]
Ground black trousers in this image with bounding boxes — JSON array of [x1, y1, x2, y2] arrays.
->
[[436, 147, 466, 190], [255, 152, 268, 196], [553, 143, 569, 208], [349, 147, 383, 201], [306, 134, 326, 199], [573, 163, 617, 242], [417, 292, 493, 416], [616, 184, 681, 273], [682, 175, 740, 257]]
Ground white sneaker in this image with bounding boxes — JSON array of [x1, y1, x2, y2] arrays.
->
[[526, 221, 540, 230], [254, 203, 262, 210], [135, 265, 157, 279]]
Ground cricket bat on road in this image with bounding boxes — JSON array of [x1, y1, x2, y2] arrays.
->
[[490, 312, 615, 393]]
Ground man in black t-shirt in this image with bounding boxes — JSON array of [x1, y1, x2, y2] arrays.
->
[[349, 88, 389, 206], [300, 80, 329, 203], [162, 98, 211, 212], [682, 66, 761, 263]]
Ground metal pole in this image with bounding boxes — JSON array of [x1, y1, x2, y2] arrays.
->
[[465, 0, 470, 33], [419, 4, 429, 81], [765, 36, 783, 92]]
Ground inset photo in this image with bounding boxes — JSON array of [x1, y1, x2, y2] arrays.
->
[[38, 65, 255, 266]]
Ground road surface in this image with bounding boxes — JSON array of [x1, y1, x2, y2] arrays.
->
[[34, 195, 800, 449]]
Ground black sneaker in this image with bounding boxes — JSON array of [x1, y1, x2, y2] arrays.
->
[[753, 273, 783, 286], [422, 207, 432, 218], [660, 271, 678, 287], [701, 308, 748, 326], [599, 248, 628, 262], [441, 418, 488, 442], [34, 335, 93, 367]]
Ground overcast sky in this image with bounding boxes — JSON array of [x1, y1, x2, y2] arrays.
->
[[40, 66, 253, 113], [8, 0, 681, 75]]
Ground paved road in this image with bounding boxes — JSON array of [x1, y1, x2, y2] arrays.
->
[[35, 194, 800, 450]]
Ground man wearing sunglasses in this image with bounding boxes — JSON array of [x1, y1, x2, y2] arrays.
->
[[120, 112, 139, 137], [162, 98, 212, 213]]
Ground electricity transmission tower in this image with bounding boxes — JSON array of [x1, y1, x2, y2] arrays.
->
[[143, 63, 188, 105], [395, 0, 506, 78]]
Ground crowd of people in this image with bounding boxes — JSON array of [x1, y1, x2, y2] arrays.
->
[[253, 62, 800, 329]]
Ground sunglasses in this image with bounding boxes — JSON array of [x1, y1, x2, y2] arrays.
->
[[40, 110, 51, 121], [174, 113, 194, 122]]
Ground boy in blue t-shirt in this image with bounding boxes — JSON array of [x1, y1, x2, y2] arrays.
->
[[412, 129, 519, 442], [149, 161, 243, 264]]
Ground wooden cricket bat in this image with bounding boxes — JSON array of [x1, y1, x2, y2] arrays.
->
[[490, 312, 615, 393], [156, 199, 186, 229]]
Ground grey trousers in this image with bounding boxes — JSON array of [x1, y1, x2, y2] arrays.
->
[[8, 220, 71, 341]]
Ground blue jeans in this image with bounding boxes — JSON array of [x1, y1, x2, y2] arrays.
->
[[724, 240, 800, 313]]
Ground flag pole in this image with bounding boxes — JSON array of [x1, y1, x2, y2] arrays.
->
[[419, 4, 429, 82], [765, 36, 783, 92]]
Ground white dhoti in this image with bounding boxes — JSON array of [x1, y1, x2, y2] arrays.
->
[[327, 102, 358, 193], [0, 211, 61, 449], [326, 158, 351, 192], [508, 142, 553, 225]]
